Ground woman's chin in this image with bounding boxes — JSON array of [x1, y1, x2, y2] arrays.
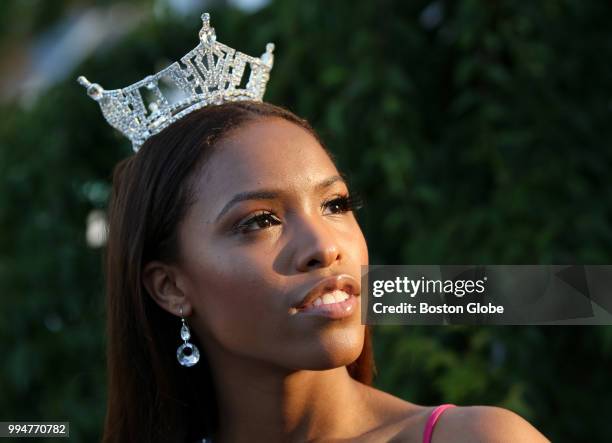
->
[[287, 328, 366, 370]]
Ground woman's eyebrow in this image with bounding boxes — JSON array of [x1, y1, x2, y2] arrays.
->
[[215, 174, 346, 222]]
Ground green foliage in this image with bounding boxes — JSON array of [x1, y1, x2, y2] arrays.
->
[[1, 0, 611, 441]]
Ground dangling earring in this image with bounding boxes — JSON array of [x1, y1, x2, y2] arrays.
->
[[176, 306, 200, 367]]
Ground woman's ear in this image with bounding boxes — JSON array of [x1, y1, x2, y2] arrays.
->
[[142, 261, 192, 317]]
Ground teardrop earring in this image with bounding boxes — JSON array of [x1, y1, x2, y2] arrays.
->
[[176, 306, 200, 367]]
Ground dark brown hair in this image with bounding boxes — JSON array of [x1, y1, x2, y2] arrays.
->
[[102, 101, 376, 443]]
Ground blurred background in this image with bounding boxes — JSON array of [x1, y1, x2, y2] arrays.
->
[[1, 0, 611, 441]]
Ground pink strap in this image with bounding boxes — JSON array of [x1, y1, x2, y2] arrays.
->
[[422, 404, 457, 443]]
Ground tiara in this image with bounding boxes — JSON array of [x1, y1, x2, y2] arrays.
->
[[77, 12, 275, 152]]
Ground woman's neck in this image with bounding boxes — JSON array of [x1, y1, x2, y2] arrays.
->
[[208, 351, 375, 443]]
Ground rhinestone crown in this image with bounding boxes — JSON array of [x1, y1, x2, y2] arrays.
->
[[77, 12, 275, 152]]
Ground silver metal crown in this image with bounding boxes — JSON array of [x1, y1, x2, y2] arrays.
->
[[78, 12, 275, 152]]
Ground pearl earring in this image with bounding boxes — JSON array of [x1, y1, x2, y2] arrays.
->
[[176, 306, 200, 367]]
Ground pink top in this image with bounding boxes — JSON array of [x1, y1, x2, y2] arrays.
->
[[422, 404, 457, 443]]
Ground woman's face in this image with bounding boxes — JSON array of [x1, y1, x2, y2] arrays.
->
[[176, 117, 369, 371]]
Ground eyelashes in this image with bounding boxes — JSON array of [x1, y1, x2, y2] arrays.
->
[[324, 192, 364, 214], [233, 192, 364, 235]]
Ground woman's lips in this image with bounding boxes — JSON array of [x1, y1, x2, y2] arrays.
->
[[293, 274, 361, 310], [288, 290, 358, 319]]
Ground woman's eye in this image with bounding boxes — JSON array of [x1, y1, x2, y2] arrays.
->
[[322, 194, 364, 215], [235, 212, 280, 234], [324, 198, 347, 214]]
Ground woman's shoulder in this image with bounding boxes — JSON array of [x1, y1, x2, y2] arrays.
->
[[392, 404, 551, 443], [351, 383, 549, 442]]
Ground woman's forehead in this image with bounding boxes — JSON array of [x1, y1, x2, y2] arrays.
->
[[198, 118, 338, 192]]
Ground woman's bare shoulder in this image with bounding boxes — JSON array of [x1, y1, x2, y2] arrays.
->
[[393, 405, 551, 443], [353, 383, 549, 443]]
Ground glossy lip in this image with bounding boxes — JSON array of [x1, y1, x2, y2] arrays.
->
[[290, 274, 361, 313], [291, 292, 359, 319]]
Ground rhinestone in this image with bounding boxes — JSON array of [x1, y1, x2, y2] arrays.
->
[[180, 324, 191, 341], [88, 85, 103, 100]]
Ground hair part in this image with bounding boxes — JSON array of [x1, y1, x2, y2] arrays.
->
[[103, 101, 376, 442]]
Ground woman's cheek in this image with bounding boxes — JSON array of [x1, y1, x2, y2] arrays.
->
[[203, 256, 276, 323]]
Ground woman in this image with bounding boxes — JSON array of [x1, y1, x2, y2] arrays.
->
[[88, 12, 549, 443], [102, 100, 549, 443]]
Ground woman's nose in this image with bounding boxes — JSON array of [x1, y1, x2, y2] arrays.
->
[[294, 216, 342, 272]]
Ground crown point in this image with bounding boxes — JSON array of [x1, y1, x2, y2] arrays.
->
[[78, 76, 105, 100], [261, 43, 275, 67], [199, 12, 216, 43]]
